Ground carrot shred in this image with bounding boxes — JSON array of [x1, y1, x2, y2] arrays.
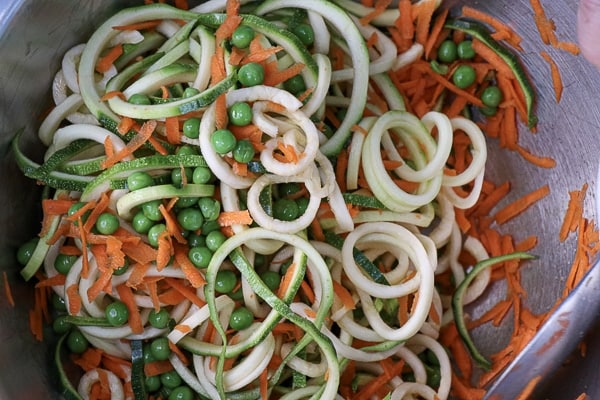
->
[[217, 210, 253, 227], [263, 62, 305, 87], [102, 120, 157, 169], [424, 8, 449, 59], [112, 20, 162, 31], [174, 244, 206, 288], [144, 360, 174, 377], [461, 6, 523, 50], [165, 277, 206, 308], [165, 116, 181, 144], [116, 283, 144, 334], [359, 0, 392, 26], [3, 271, 14, 307], [100, 91, 126, 101], [259, 368, 269, 400], [66, 283, 82, 315], [540, 50, 563, 103], [96, 44, 123, 74], [515, 145, 556, 168], [494, 184, 550, 224], [414, 0, 436, 45]]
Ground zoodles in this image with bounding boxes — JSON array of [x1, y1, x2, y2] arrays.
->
[[14, 0, 538, 399]]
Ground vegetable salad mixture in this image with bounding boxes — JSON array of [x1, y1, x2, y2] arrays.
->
[[13, 0, 585, 399]]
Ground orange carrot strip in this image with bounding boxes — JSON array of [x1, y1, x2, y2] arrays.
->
[[116, 283, 144, 334], [66, 283, 81, 315], [494, 184, 550, 224], [540, 50, 563, 103], [165, 277, 206, 308], [217, 210, 253, 227], [241, 46, 284, 64], [414, 0, 436, 45], [165, 116, 181, 144], [461, 6, 522, 50], [259, 368, 269, 400], [96, 44, 123, 74], [100, 91, 126, 101], [3, 271, 14, 307], [471, 38, 514, 78], [424, 8, 449, 59], [515, 374, 542, 400], [263, 62, 306, 87], [102, 120, 157, 169], [144, 360, 174, 377], [397, 0, 414, 40], [112, 20, 162, 31], [515, 145, 556, 168], [359, 0, 392, 26], [174, 245, 207, 288], [333, 280, 356, 310], [530, 0, 556, 45]]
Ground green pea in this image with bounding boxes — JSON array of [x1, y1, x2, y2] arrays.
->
[[182, 118, 200, 139], [437, 40, 457, 63], [54, 253, 78, 275], [113, 258, 130, 276], [132, 210, 155, 234], [283, 74, 306, 95], [215, 270, 237, 294], [145, 375, 162, 392], [52, 315, 72, 334], [67, 330, 89, 354], [211, 129, 237, 154], [160, 370, 182, 389], [457, 40, 476, 59], [188, 246, 213, 269], [481, 86, 503, 108], [205, 230, 226, 252], [128, 93, 151, 105], [231, 25, 255, 49], [197, 197, 221, 221], [296, 197, 309, 216], [168, 386, 194, 400], [171, 167, 193, 188], [201, 219, 221, 235], [183, 87, 200, 98], [142, 200, 164, 222], [143, 343, 156, 363], [149, 308, 171, 329], [176, 145, 199, 156], [16, 238, 39, 266], [68, 202, 90, 225], [238, 62, 265, 87], [278, 182, 301, 197], [261, 270, 281, 292], [150, 337, 171, 361], [177, 208, 204, 231], [479, 105, 498, 117], [127, 171, 154, 191], [273, 198, 300, 221], [229, 306, 254, 330], [232, 139, 255, 164], [452, 64, 476, 89], [52, 292, 67, 312], [175, 196, 199, 209], [192, 166, 213, 184], [148, 223, 167, 247], [228, 102, 253, 126], [292, 23, 315, 46], [187, 232, 205, 248], [105, 301, 129, 326], [95, 213, 120, 235]]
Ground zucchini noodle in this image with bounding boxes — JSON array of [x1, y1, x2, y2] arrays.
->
[[14, 1, 521, 399]]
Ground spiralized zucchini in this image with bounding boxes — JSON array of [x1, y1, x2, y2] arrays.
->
[[14, 1, 510, 399]]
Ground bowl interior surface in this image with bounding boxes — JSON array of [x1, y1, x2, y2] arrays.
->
[[0, 1, 599, 399]]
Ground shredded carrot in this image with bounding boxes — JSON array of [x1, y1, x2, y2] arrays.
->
[[263, 62, 306, 87], [241, 45, 284, 64], [259, 368, 269, 400], [174, 244, 207, 288], [461, 6, 522, 50], [424, 8, 449, 59], [515, 374, 542, 400], [144, 360, 174, 377], [3, 271, 14, 307], [165, 277, 206, 308], [414, 0, 436, 45], [277, 262, 297, 299], [165, 116, 181, 144], [530, 0, 556, 45], [112, 20, 162, 31], [494, 184, 550, 224], [102, 120, 157, 169], [66, 283, 81, 315], [217, 210, 253, 227], [540, 50, 563, 103], [96, 44, 123, 74], [359, 0, 392, 26], [116, 283, 144, 334]]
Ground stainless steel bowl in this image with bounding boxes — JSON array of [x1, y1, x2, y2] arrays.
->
[[0, 1, 598, 399]]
